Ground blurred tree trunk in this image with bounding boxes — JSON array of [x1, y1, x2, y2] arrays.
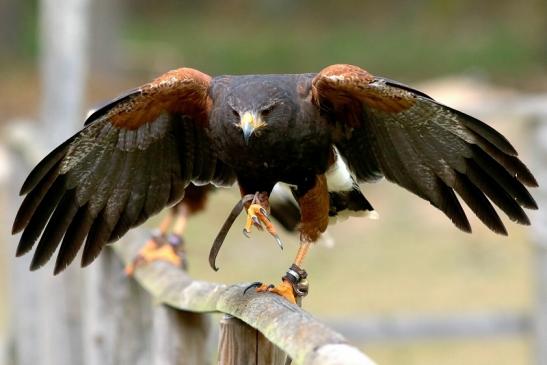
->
[[39, 0, 90, 144], [530, 115, 547, 365], [9, 1, 90, 365], [37, 2, 91, 365], [0, 0, 23, 57], [89, 0, 124, 75], [542, 0, 547, 66]]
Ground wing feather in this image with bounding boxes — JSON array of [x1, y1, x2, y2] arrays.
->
[[16, 177, 66, 256], [19, 137, 75, 195], [30, 191, 79, 270], [312, 64, 537, 234], [82, 214, 112, 267], [54, 206, 93, 274], [470, 145, 537, 208], [14, 68, 236, 273], [465, 159, 529, 225], [12, 160, 62, 235], [452, 172, 507, 234], [470, 131, 537, 187]]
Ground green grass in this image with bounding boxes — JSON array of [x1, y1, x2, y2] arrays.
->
[[121, 10, 544, 85]]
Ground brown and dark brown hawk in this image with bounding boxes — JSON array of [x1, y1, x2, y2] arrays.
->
[[13, 64, 538, 303]]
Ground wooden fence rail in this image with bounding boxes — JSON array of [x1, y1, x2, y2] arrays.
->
[[114, 229, 377, 365], [324, 312, 530, 343]]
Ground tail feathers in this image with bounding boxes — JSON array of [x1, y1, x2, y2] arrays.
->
[[328, 187, 378, 223], [325, 147, 378, 223]]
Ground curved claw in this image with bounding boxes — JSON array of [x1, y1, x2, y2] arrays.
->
[[251, 215, 261, 226], [241, 200, 281, 250], [252, 216, 264, 231], [243, 281, 263, 294], [273, 234, 283, 250]]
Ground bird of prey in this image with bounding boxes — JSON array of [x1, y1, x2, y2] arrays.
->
[[13, 64, 537, 304]]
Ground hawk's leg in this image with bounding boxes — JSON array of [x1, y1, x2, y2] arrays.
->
[[124, 204, 186, 276], [246, 176, 329, 304], [125, 184, 211, 275], [252, 242, 312, 304], [242, 192, 283, 250]]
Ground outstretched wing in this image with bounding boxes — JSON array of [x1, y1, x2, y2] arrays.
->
[[13, 68, 235, 274], [312, 64, 537, 234]]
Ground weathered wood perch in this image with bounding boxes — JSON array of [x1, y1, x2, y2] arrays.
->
[[114, 229, 377, 365], [218, 314, 287, 364]]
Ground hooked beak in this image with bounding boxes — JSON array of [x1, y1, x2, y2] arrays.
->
[[239, 111, 265, 144], [241, 113, 254, 144]]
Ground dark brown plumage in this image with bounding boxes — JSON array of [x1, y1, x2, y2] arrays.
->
[[13, 64, 538, 277]]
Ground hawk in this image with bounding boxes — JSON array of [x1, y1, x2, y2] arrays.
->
[[13, 64, 538, 304]]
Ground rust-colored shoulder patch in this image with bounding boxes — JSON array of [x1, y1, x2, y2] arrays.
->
[[109, 68, 212, 130], [316, 64, 374, 82], [312, 64, 415, 114]]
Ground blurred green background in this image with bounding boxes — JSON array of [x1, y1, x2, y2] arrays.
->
[[0, 0, 545, 364], [0, 0, 546, 119]]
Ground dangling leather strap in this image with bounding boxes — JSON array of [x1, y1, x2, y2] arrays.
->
[[208, 194, 254, 271]]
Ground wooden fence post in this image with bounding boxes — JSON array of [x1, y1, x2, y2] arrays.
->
[[39, 0, 90, 144], [529, 113, 547, 365], [84, 236, 213, 365], [83, 248, 154, 365], [7, 146, 44, 365], [8, 1, 90, 364], [218, 314, 287, 365], [151, 305, 212, 365], [38, 1, 90, 364]]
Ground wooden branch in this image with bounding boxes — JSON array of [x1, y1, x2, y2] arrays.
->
[[113, 229, 377, 365]]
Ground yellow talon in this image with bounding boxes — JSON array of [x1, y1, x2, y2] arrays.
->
[[255, 279, 296, 304], [124, 237, 182, 276], [244, 204, 264, 234], [243, 203, 283, 249]]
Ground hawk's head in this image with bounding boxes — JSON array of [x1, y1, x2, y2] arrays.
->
[[225, 76, 297, 144]]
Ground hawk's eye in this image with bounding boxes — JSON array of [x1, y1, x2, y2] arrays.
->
[[261, 105, 274, 117], [231, 108, 239, 118]]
